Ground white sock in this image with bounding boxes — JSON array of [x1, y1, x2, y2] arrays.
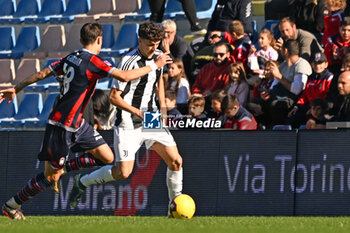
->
[[166, 168, 183, 201], [6, 197, 21, 209], [80, 165, 115, 187]]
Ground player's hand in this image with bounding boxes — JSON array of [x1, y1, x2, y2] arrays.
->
[[134, 109, 143, 120], [0, 87, 16, 104], [155, 53, 173, 68]]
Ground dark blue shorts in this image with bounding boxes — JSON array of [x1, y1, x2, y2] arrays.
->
[[38, 121, 106, 169]]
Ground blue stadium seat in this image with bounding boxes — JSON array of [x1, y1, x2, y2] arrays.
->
[[24, 0, 66, 24], [100, 24, 139, 57], [0, 27, 15, 52], [261, 20, 281, 39], [102, 24, 115, 50], [2, 0, 41, 24], [49, 0, 91, 24], [0, 0, 16, 20], [0, 93, 43, 127], [272, 125, 292, 130], [0, 95, 17, 120], [124, 0, 151, 22], [24, 93, 58, 127], [165, 0, 217, 20], [0, 26, 40, 59]]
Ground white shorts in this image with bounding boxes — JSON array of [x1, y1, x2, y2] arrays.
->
[[113, 126, 177, 162]]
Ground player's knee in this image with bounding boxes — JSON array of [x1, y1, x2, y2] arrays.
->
[[169, 156, 182, 171]]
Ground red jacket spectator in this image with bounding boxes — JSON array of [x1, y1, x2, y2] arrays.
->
[[224, 106, 257, 130], [322, 10, 343, 46]]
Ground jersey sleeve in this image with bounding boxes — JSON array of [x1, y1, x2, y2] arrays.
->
[[88, 55, 116, 79], [49, 58, 65, 76]]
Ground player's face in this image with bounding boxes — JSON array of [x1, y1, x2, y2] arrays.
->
[[168, 63, 181, 78], [258, 33, 271, 49], [138, 38, 161, 58], [279, 22, 296, 40], [340, 25, 350, 43]]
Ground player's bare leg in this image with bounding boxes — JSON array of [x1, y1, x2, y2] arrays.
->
[[151, 142, 183, 200]]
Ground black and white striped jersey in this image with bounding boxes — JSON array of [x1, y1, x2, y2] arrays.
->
[[111, 48, 163, 129]]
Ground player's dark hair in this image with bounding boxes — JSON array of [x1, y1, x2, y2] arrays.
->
[[92, 89, 111, 118], [80, 23, 103, 46], [283, 39, 299, 56], [221, 94, 239, 113], [165, 90, 177, 101], [138, 22, 165, 41]]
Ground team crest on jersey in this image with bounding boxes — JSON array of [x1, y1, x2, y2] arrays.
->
[[143, 111, 162, 129], [59, 157, 66, 166]]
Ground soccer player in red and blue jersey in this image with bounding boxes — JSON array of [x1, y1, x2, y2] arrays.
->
[[0, 23, 171, 220]]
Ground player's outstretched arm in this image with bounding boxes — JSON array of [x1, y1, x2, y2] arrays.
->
[[110, 53, 172, 82], [109, 88, 143, 120], [0, 67, 52, 103]]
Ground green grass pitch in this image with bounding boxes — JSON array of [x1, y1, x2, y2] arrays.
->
[[1, 216, 350, 233]]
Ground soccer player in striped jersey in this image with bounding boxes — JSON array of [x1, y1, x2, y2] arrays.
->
[[69, 22, 183, 214], [0, 23, 171, 220]]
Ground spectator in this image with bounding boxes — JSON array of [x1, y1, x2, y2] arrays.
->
[[247, 28, 279, 85], [324, 17, 350, 72], [305, 98, 329, 129], [92, 89, 116, 130], [289, 0, 325, 43], [221, 94, 258, 130], [147, 0, 206, 33], [287, 52, 333, 128], [251, 60, 279, 100], [211, 20, 252, 68], [224, 63, 249, 107], [322, 0, 346, 46], [161, 19, 194, 79], [191, 42, 232, 96], [207, 0, 253, 38], [168, 59, 191, 105], [275, 17, 323, 62], [208, 89, 226, 123], [254, 39, 312, 126], [188, 96, 207, 120], [336, 70, 350, 120], [165, 90, 182, 123]]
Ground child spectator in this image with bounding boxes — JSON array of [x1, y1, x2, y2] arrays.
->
[[165, 90, 182, 122], [224, 63, 249, 107], [248, 29, 279, 84], [188, 96, 207, 120], [322, 0, 346, 46], [207, 89, 226, 124], [252, 60, 279, 99], [221, 94, 258, 130], [305, 98, 329, 129], [167, 59, 191, 104], [92, 89, 116, 130], [288, 52, 333, 128]]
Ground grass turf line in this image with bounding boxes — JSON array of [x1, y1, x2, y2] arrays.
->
[[1, 216, 350, 233]]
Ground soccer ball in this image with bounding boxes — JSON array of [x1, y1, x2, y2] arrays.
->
[[169, 194, 196, 219]]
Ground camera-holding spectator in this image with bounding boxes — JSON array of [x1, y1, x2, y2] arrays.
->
[[221, 94, 257, 130], [224, 63, 249, 107], [324, 17, 350, 72]]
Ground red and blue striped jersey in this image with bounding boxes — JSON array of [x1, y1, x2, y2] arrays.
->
[[48, 49, 115, 131]]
